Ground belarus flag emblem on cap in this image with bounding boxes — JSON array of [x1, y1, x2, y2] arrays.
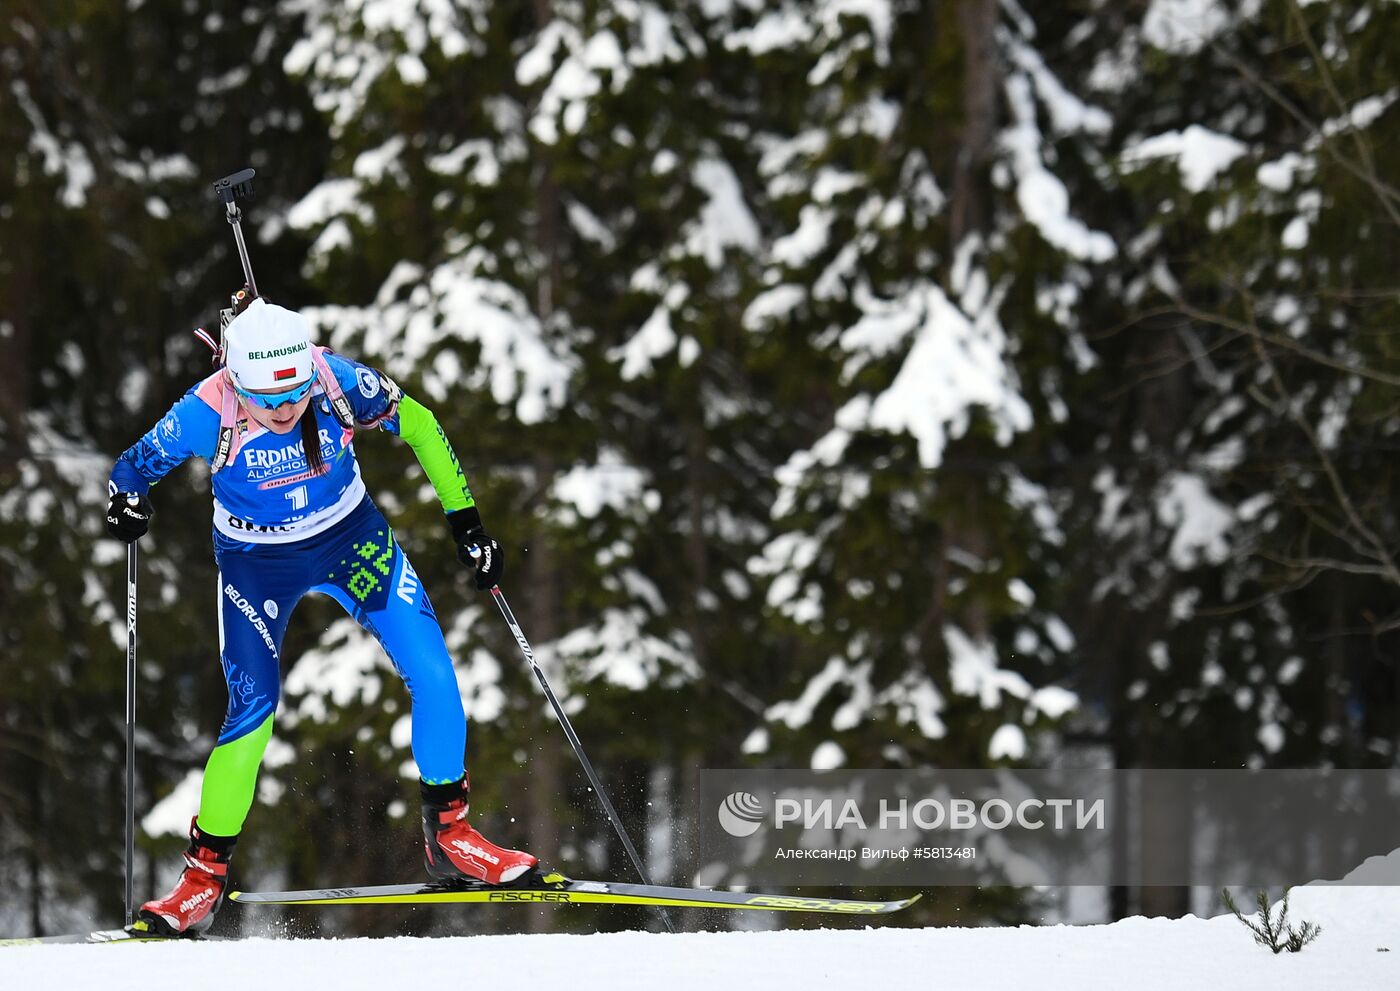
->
[[273, 367, 298, 381]]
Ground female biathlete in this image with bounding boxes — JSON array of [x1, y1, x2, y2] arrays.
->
[[105, 296, 536, 935]]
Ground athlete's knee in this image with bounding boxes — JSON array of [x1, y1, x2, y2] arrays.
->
[[218, 655, 280, 744], [403, 651, 460, 705], [212, 713, 275, 760]]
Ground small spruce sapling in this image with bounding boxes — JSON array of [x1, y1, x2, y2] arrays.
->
[[1221, 887, 1322, 954]]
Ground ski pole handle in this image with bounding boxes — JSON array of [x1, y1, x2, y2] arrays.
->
[[465, 543, 501, 591]]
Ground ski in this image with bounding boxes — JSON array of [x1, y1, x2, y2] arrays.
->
[[0, 920, 222, 946], [230, 869, 919, 915]]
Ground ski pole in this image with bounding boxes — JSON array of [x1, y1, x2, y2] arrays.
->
[[481, 580, 675, 934], [124, 540, 138, 929]]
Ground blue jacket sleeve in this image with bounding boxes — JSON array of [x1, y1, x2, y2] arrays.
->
[[109, 390, 219, 495]]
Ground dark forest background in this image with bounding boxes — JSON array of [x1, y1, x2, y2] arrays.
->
[[1, 0, 1397, 938]]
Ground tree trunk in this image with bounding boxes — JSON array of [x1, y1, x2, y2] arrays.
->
[[683, 415, 711, 676], [27, 768, 41, 935], [950, 0, 1000, 248]]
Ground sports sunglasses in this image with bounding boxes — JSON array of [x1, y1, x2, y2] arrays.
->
[[234, 375, 316, 410]]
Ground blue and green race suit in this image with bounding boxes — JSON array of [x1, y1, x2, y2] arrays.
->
[[109, 352, 477, 835]]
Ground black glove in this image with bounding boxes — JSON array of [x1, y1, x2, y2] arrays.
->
[[106, 492, 153, 543], [447, 506, 503, 590]]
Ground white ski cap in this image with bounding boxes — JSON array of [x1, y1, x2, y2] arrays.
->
[[224, 298, 315, 391]]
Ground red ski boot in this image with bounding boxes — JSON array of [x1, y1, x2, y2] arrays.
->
[[421, 775, 537, 885], [138, 818, 235, 936]]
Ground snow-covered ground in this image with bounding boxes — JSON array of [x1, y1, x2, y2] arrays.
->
[[7, 885, 1396, 991]]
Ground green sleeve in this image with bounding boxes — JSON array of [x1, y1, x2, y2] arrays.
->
[[395, 394, 475, 513]]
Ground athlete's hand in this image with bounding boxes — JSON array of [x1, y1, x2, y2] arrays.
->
[[106, 491, 153, 543], [447, 506, 504, 590]]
